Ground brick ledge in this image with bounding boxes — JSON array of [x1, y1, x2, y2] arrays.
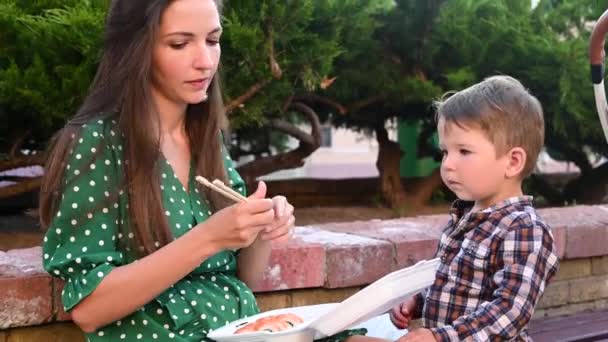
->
[[2, 204, 608, 328]]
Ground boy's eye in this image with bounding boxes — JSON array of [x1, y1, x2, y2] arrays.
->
[[207, 39, 220, 46], [459, 149, 471, 155]]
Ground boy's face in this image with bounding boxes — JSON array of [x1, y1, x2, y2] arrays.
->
[[437, 118, 512, 209]]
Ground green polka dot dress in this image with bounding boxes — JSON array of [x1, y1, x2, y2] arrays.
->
[[42, 117, 365, 341]]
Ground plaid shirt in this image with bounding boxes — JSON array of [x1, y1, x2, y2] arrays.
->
[[416, 196, 559, 341]]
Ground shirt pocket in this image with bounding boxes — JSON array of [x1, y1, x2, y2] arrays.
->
[[448, 239, 491, 292]]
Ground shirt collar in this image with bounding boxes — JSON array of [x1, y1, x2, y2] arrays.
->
[[449, 195, 534, 222]]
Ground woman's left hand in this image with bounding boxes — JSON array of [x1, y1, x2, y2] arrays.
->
[[259, 195, 295, 243]]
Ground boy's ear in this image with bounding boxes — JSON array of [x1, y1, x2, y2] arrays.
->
[[505, 147, 527, 178]]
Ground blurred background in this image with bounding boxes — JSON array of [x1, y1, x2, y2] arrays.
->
[[2, 0, 608, 249]]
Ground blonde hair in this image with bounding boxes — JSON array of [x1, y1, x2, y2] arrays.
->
[[435, 75, 544, 177]]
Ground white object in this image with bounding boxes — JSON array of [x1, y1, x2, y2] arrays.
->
[[208, 258, 439, 342], [594, 82, 608, 143], [350, 313, 407, 340]]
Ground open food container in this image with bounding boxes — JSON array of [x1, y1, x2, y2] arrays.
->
[[208, 258, 440, 342]]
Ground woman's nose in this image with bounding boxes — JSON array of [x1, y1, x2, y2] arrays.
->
[[193, 45, 214, 69]]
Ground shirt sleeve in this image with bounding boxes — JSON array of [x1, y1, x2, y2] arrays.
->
[[42, 121, 126, 312], [430, 215, 559, 341]]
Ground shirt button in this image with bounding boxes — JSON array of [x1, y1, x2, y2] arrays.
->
[[440, 256, 446, 262]]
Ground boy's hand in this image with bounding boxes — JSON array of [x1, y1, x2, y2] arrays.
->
[[396, 328, 437, 342], [390, 296, 418, 329]]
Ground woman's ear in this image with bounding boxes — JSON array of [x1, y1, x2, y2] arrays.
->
[[505, 147, 527, 178]]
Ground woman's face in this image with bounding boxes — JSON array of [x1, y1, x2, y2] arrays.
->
[[151, 0, 221, 108]]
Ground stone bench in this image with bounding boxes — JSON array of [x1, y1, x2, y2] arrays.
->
[[1, 205, 608, 340], [529, 309, 608, 341]]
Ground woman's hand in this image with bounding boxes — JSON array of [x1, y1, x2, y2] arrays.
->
[[202, 182, 275, 250], [259, 194, 295, 244], [233, 181, 292, 287]]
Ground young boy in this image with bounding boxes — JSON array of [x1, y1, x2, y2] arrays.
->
[[390, 75, 559, 341]]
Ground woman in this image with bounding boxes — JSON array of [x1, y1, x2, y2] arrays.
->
[[40, 0, 382, 341]]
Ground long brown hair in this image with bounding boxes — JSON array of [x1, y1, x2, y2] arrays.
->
[[40, 0, 227, 257]]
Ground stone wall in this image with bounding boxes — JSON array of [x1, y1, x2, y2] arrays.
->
[[1, 205, 608, 340]]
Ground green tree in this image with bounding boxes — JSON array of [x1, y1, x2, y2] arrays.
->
[[315, 0, 447, 210], [430, 0, 608, 204], [0, 0, 106, 198], [0, 0, 391, 200], [221, 0, 393, 186], [317, 0, 608, 209]]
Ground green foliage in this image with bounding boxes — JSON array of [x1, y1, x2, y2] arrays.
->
[[221, 0, 390, 130], [2, 0, 608, 184], [429, 0, 608, 162], [0, 0, 388, 160], [0, 0, 106, 152], [323, 0, 608, 168]]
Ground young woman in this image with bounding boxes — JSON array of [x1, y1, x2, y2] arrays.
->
[[40, 0, 385, 341]]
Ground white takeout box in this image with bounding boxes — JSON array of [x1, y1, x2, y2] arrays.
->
[[208, 258, 440, 342]]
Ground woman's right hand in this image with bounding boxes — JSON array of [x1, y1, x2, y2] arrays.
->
[[200, 182, 275, 251], [390, 296, 418, 329]]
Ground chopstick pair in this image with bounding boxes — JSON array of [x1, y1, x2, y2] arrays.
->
[[195, 176, 247, 203]]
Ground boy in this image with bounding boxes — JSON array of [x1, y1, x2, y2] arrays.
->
[[390, 75, 559, 341]]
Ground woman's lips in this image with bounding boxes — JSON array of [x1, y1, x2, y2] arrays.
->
[[185, 78, 208, 90]]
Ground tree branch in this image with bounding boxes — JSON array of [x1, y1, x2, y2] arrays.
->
[[236, 102, 322, 185], [0, 176, 37, 182], [0, 154, 46, 173], [9, 131, 30, 158], [268, 102, 322, 148], [288, 102, 322, 145], [0, 177, 42, 200], [269, 119, 315, 146], [349, 95, 385, 113], [267, 25, 283, 80], [293, 94, 347, 114], [225, 79, 273, 114]]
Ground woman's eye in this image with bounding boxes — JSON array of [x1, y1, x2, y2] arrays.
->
[[169, 42, 187, 49], [207, 39, 220, 46]]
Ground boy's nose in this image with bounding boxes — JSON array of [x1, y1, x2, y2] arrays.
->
[[441, 155, 455, 171]]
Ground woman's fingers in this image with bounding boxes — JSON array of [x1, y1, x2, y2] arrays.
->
[[248, 181, 267, 200], [238, 198, 274, 214], [244, 208, 276, 227], [272, 196, 287, 218], [261, 216, 295, 241]]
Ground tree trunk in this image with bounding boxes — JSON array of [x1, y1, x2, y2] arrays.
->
[[375, 123, 444, 210], [527, 174, 565, 206], [236, 102, 321, 188], [375, 124, 408, 208], [563, 162, 608, 204], [404, 168, 443, 206]]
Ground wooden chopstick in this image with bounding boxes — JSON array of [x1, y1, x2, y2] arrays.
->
[[212, 179, 248, 201], [195, 176, 245, 203]]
